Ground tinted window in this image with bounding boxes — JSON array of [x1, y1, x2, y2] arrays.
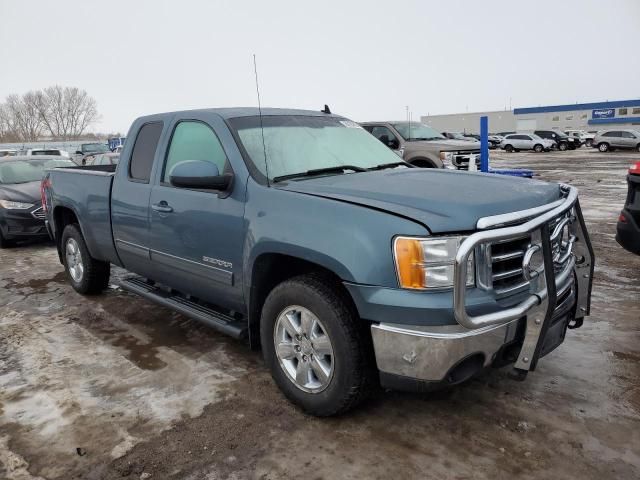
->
[[129, 122, 163, 181], [620, 131, 635, 138], [619, 108, 628, 115], [603, 131, 621, 138], [163, 121, 228, 183]]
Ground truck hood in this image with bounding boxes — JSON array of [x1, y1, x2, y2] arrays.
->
[[0, 181, 41, 203], [408, 138, 481, 152], [277, 169, 561, 233]]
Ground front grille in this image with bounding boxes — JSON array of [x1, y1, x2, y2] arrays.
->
[[488, 209, 575, 298], [452, 151, 481, 170], [31, 207, 46, 220], [490, 235, 530, 296]]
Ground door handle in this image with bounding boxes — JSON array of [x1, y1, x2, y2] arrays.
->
[[152, 202, 173, 213]]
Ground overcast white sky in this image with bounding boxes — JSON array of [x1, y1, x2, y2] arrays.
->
[[1, 0, 639, 133]]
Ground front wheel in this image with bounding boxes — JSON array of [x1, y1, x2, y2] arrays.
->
[[586, 139, 593, 147], [504, 144, 514, 152], [0, 230, 15, 249], [533, 144, 543, 153], [598, 142, 609, 152], [558, 142, 568, 151], [261, 274, 374, 416], [61, 224, 110, 294]]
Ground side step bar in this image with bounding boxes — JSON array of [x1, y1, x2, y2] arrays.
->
[[118, 276, 247, 340]]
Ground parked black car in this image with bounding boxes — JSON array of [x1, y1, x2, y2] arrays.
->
[[617, 161, 640, 255], [534, 130, 579, 151], [0, 155, 75, 247]]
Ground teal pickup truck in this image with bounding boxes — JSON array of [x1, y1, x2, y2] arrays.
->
[[42, 108, 594, 416]]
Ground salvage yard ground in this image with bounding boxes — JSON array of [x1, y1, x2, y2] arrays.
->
[[1, 148, 639, 479]]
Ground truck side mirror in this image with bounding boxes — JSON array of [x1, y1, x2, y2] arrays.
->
[[169, 160, 232, 191]]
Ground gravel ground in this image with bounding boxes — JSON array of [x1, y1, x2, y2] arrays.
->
[[1, 148, 639, 479]]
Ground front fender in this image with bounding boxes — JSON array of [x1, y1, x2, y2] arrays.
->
[[243, 181, 429, 289]]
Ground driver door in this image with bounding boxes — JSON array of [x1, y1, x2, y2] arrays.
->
[[147, 113, 246, 312]]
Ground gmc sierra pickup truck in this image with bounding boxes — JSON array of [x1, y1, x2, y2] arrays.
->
[[43, 108, 594, 416]]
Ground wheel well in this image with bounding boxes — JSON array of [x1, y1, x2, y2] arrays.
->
[[408, 157, 437, 168], [53, 207, 79, 262], [247, 253, 358, 349]]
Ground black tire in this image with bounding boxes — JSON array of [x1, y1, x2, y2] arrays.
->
[[504, 144, 513, 152], [260, 274, 374, 416], [586, 139, 593, 147], [0, 230, 15, 249], [636, 144, 640, 152], [598, 142, 609, 152], [61, 224, 110, 294], [558, 142, 568, 151], [533, 144, 543, 153]]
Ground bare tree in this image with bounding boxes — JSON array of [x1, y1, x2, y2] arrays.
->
[[37, 86, 100, 140], [4, 92, 44, 142]]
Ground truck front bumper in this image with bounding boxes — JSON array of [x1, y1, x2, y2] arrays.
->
[[371, 278, 576, 389], [371, 184, 594, 389]]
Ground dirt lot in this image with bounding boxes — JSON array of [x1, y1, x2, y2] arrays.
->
[[1, 148, 639, 480]]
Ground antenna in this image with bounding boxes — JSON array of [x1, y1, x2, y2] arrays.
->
[[253, 54, 270, 186]]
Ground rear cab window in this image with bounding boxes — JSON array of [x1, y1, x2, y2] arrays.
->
[[129, 122, 163, 182]]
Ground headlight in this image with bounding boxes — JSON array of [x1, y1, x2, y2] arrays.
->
[[393, 236, 475, 290], [439, 151, 455, 169], [0, 200, 34, 210]]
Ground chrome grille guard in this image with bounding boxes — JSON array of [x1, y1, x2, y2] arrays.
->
[[454, 185, 593, 329], [453, 185, 594, 374]]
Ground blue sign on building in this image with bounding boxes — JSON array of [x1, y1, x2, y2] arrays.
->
[[592, 108, 615, 119]]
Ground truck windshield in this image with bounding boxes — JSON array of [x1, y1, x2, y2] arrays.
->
[[392, 122, 445, 141], [0, 159, 75, 184], [230, 115, 406, 182]]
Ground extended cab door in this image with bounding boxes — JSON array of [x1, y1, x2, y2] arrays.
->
[[147, 113, 247, 312], [111, 120, 166, 278]]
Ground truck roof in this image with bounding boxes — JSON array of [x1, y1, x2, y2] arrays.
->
[[135, 107, 342, 122]]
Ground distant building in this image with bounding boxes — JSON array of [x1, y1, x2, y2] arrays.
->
[[421, 99, 640, 134]]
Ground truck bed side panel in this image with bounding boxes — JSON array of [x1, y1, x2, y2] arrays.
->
[[50, 169, 120, 265]]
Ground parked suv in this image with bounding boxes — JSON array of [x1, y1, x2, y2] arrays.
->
[[593, 129, 640, 152], [500, 133, 554, 152], [361, 122, 481, 170], [534, 130, 579, 151]]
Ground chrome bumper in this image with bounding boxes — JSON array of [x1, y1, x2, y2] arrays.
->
[[371, 319, 520, 382], [372, 184, 594, 382]]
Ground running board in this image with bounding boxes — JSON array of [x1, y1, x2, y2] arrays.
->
[[117, 276, 247, 340]]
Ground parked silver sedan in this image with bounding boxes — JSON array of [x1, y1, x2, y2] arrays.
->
[[500, 133, 554, 153], [593, 129, 640, 152]]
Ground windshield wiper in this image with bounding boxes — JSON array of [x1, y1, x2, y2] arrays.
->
[[367, 161, 411, 171], [272, 165, 367, 183]]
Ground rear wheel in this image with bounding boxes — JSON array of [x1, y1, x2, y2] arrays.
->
[[504, 144, 514, 152], [61, 224, 110, 294], [558, 142, 568, 151], [598, 142, 610, 152], [261, 274, 374, 416], [533, 144, 543, 153]]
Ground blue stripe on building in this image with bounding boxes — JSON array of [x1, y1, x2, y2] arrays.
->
[[588, 116, 640, 125], [514, 99, 640, 115]]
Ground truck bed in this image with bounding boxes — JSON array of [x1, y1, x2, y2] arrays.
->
[[46, 164, 120, 264]]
